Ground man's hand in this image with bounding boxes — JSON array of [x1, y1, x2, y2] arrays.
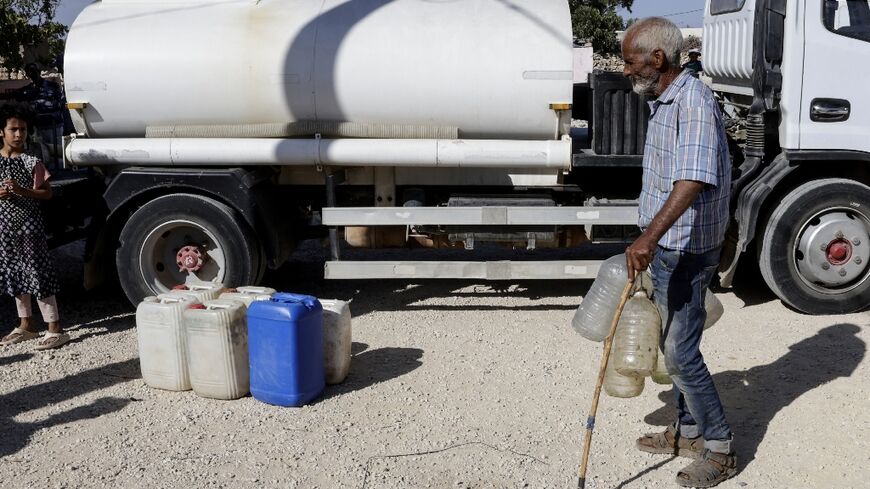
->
[[626, 233, 658, 280]]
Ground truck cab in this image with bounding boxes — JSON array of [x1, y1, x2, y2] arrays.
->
[[702, 0, 870, 313]]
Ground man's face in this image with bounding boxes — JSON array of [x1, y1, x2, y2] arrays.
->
[[689, 53, 700, 62], [622, 40, 660, 96]]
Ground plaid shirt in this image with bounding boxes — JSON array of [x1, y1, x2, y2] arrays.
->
[[639, 70, 731, 253]]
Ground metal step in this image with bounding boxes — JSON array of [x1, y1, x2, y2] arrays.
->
[[321, 206, 638, 226], [324, 260, 603, 280]]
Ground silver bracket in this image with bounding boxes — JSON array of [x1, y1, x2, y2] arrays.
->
[[315, 133, 323, 172]]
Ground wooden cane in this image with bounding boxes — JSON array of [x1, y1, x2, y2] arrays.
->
[[577, 278, 636, 489]]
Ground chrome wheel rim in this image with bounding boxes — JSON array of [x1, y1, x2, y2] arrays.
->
[[794, 207, 870, 294], [138, 220, 226, 295]]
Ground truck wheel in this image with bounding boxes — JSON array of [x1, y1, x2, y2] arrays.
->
[[758, 178, 870, 314], [116, 194, 262, 305]]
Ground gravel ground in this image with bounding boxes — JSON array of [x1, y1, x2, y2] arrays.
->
[[1, 241, 868, 489]]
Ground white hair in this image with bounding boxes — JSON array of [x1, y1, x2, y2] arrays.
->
[[623, 17, 684, 66]]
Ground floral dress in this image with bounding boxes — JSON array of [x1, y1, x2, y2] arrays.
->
[[0, 153, 59, 299]]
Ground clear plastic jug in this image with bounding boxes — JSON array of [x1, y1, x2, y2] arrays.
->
[[604, 348, 645, 398], [572, 254, 653, 342], [219, 286, 276, 307], [136, 294, 196, 391], [319, 299, 352, 385], [183, 299, 250, 400], [704, 291, 724, 330], [651, 348, 672, 385], [613, 292, 661, 378]]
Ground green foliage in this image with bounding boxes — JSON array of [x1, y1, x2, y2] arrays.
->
[[0, 0, 67, 72], [569, 0, 634, 55]]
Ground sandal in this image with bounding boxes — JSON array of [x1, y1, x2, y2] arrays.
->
[[34, 332, 70, 350], [675, 449, 738, 488], [1, 327, 40, 345], [636, 424, 704, 459]]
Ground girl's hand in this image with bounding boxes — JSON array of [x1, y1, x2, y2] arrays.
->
[[0, 180, 12, 200], [2, 178, 23, 196]]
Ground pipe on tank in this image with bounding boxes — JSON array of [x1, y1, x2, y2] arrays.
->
[[64, 138, 572, 169]]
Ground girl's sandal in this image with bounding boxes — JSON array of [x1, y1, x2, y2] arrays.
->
[[675, 449, 738, 488], [34, 332, 70, 351], [1, 327, 40, 345]]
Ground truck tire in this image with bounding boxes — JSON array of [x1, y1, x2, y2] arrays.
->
[[758, 178, 870, 314], [116, 194, 262, 305]]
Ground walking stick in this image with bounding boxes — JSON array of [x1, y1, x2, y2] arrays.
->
[[577, 278, 636, 489]]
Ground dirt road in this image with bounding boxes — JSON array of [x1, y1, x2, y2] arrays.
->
[[1, 242, 867, 488]]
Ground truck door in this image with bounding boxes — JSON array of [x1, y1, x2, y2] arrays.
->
[[800, 0, 870, 152]]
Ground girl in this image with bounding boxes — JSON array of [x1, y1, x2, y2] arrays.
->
[[0, 102, 68, 350]]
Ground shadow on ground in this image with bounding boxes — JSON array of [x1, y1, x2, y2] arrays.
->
[[715, 247, 779, 308], [1, 241, 135, 338], [638, 323, 865, 474], [321, 342, 423, 401], [0, 358, 139, 458]]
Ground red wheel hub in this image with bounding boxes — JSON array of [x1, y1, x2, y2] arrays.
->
[[176, 245, 206, 273], [826, 239, 852, 266]]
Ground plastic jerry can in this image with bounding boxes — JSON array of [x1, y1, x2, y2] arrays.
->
[[219, 286, 276, 307], [319, 299, 352, 385], [168, 280, 225, 303], [613, 292, 661, 378], [135, 294, 197, 391], [247, 293, 325, 407], [183, 299, 250, 400]]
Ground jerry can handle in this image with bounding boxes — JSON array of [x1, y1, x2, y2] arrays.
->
[[238, 286, 272, 295], [271, 293, 321, 309]]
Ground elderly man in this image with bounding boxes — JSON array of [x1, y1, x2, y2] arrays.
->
[[622, 17, 736, 488]]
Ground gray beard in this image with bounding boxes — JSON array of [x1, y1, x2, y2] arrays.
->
[[631, 73, 660, 96]]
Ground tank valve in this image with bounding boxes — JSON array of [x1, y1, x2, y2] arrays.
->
[[177, 245, 206, 273]]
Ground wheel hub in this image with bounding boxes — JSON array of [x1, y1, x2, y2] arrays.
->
[[176, 245, 207, 273], [826, 239, 852, 266], [797, 211, 869, 289]]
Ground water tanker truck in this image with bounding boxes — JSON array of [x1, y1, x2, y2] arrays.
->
[[56, 0, 869, 314]]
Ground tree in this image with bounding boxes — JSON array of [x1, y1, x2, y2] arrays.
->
[[0, 0, 67, 72], [570, 1, 634, 54]]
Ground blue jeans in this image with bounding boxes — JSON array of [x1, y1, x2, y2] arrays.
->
[[650, 246, 732, 454]]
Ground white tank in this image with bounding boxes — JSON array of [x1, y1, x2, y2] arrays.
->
[[65, 0, 573, 140], [320, 299, 352, 385], [135, 294, 196, 391], [183, 299, 250, 400], [219, 286, 277, 307]]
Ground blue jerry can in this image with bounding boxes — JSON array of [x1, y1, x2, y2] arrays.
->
[[247, 293, 325, 407]]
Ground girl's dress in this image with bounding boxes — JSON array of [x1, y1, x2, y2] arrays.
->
[[0, 153, 59, 299]]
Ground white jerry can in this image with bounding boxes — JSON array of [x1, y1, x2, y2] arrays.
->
[[136, 294, 198, 391], [168, 280, 225, 303], [319, 299, 352, 385], [183, 299, 250, 400], [219, 286, 276, 307]]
